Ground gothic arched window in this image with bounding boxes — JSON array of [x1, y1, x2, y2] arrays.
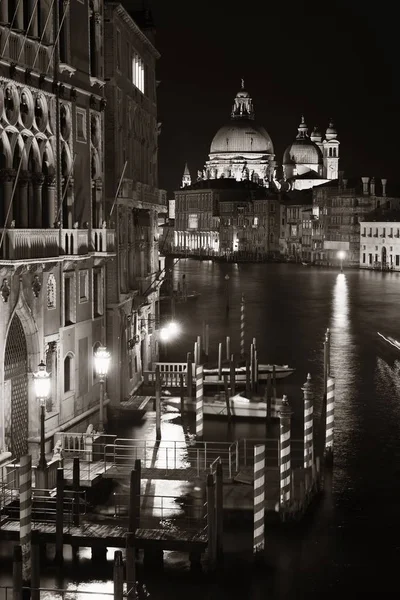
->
[[64, 353, 74, 393]]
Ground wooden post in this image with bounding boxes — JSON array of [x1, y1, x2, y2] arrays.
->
[[134, 459, 141, 530], [215, 462, 224, 566], [302, 374, 314, 476], [254, 350, 258, 393], [279, 396, 293, 511], [272, 364, 277, 400], [205, 323, 209, 360], [323, 337, 328, 397], [72, 457, 80, 527], [240, 294, 245, 358], [155, 364, 161, 440], [55, 467, 64, 566], [206, 473, 216, 571], [113, 550, 124, 600], [226, 336, 230, 362], [245, 360, 250, 397], [266, 375, 272, 429], [195, 365, 204, 440], [180, 372, 185, 413], [19, 454, 32, 585], [218, 343, 222, 380], [193, 341, 198, 369], [31, 531, 40, 600], [223, 373, 232, 420], [126, 532, 136, 599], [325, 376, 336, 467], [129, 469, 140, 533], [253, 445, 265, 557], [187, 351, 193, 398], [13, 545, 23, 600], [197, 334, 201, 363], [326, 328, 331, 377], [230, 354, 236, 397], [250, 343, 255, 391]]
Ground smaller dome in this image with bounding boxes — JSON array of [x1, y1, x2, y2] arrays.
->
[[283, 139, 323, 166], [310, 126, 322, 142]]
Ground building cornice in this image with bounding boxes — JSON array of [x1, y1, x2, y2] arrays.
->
[[109, 3, 160, 59]]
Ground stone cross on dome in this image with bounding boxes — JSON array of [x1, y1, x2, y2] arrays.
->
[[241, 78, 245, 89]]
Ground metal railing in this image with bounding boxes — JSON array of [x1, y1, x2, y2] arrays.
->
[[0, 587, 141, 599], [104, 438, 236, 477], [113, 493, 208, 534], [57, 433, 117, 463], [234, 438, 305, 472], [4, 488, 86, 525]]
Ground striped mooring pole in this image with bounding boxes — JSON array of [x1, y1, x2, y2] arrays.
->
[[19, 454, 32, 584], [326, 328, 331, 376], [279, 395, 293, 508], [195, 365, 204, 440], [302, 373, 314, 470], [325, 376, 336, 466], [253, 444, 265, 555], [240, 293, 245, 358]]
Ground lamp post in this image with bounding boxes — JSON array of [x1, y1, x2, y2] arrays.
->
[[337, 250, 346, 273], [33, 360, 51, 470], [94, 346, 111, 433]]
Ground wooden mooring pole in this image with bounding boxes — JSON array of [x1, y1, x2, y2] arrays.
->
[[230, 354, 236, 397], [113, 550, 124, 600], [226, 336, 230, 362], [196, 365, 204, 440], [72, 457, 80, 527], [218, 343, 222, 380], [302, 374, 314, 488], [31, 531, 40, 600], [205, 323, 209, 360], [55, 467, 64, 566], [325, 376, 336, 467], [13, 545, 23, 600], [187, 351, 193, 398], [279, 396, 293, 517], [19, 454, 32, 587], [155, 364, 161, 440], [215, 462, 224, 566], [253, 445, 265, 559]]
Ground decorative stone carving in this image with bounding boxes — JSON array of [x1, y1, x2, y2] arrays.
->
[[0, 279, 10, 303], [0, 169, 16, 182], [32, 275, 41, 298], [47, 273, 56, 308], [32, 172, 46, 187]]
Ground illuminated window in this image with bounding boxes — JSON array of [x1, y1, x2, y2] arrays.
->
[[132, 52, 145, 93]]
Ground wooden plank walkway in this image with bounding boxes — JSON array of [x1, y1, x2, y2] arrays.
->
[[0, 520, 207, 552], [62, 460, 114, 487]]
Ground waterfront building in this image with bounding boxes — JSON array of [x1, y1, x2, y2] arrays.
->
[[104, 2, 167, 406], [359, 207, 400, 270], [0, 0, 114, 460], [278, 190, 313, 259], [312, 177, 400, 266]]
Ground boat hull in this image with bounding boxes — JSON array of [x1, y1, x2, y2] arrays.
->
[[203, 365, 294, 382], [376, 332, 400, 367], [166, 394, 282, 419]]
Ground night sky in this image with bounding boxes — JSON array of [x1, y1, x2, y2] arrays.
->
[[145, 1, 398, 195]]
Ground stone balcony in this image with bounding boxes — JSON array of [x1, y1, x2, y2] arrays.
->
[[0, 26, 52, 72], [0, 228, 115, 262]]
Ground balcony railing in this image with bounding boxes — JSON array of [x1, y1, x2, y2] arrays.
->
[[0, 229, 59, 260], [0, 228, 115, 261], [91, 229, 115, 253], [0, 26, 52, 72]]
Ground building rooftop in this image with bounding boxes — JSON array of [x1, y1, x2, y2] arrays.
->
[[176, 178, 267, 192], [360, 208, 400, 223]]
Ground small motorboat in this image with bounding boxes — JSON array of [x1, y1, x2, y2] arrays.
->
[[377, 332, 400, 367], [202, 364, 295, 383]]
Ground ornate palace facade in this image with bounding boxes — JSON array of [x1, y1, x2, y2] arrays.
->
[[0, 0, 114, 461]]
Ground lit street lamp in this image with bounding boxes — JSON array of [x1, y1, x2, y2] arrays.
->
[[94, 346, 111, 433], [33, 360, 51, 470], [337, 250, 346, 273], [160, 321, 180, 342]]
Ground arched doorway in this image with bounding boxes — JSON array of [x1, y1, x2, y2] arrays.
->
[[382, 246, 387, 269], [4, 314, 28, 459]]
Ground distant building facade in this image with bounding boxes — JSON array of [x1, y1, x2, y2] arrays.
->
[[360, 208, 400, 270], [0, 0, 114, 459], [104, 2, 166, 406]]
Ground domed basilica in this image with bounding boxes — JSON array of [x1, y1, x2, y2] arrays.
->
[[182, 82, 339, 191]]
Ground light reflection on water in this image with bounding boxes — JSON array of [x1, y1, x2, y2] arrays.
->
[[3, 263, 400, 598]]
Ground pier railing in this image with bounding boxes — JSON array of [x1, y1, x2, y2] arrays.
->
[[113, 492, 208, 533], [0, 588, 136, 599], [104, 438, 236, 477], [56, 432, 117, 462], [3, 488, 86, 525], [228, 438, 305, 475]]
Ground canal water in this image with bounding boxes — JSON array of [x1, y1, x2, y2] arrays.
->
[[2, 260, 400, 599]]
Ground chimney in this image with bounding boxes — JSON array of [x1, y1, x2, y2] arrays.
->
[[361, 177, 370, 195], [381, 178, 387, 197], [343, 179, 348, 189], [370, 177, 375, 196]]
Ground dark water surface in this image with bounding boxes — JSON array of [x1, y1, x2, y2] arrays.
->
[[2, 261, 400, 598]]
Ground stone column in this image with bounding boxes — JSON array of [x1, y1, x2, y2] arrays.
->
[[0, 169, 16, 227], [32, 173, 45, 228], [0, 2, 8, 24], [46, 175, 56, 228], [94, 11, 102, 77], [95, 179, 103, 227], [28, 0, 38, 37], [15, 0, 24, 30], [18, 171, 30, 229]]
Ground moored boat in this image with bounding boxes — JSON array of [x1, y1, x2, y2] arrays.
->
[[165, 393, 283, 419], [376, 331, 400, 367], [203, 364, 295, 382]]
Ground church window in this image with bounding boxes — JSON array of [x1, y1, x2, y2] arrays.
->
[[47, 273, 56, 309], [132, 52, 145, 93]]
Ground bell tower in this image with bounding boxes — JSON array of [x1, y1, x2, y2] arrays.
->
[[323, 120, 340, 180], [181, 162, 191, 188]]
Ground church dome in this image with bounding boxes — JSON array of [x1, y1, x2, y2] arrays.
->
[[325, 120, 338, 140], [210, 120, 274, 154], [283, 139, 323, 165], [283, 116, 323, 165]]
